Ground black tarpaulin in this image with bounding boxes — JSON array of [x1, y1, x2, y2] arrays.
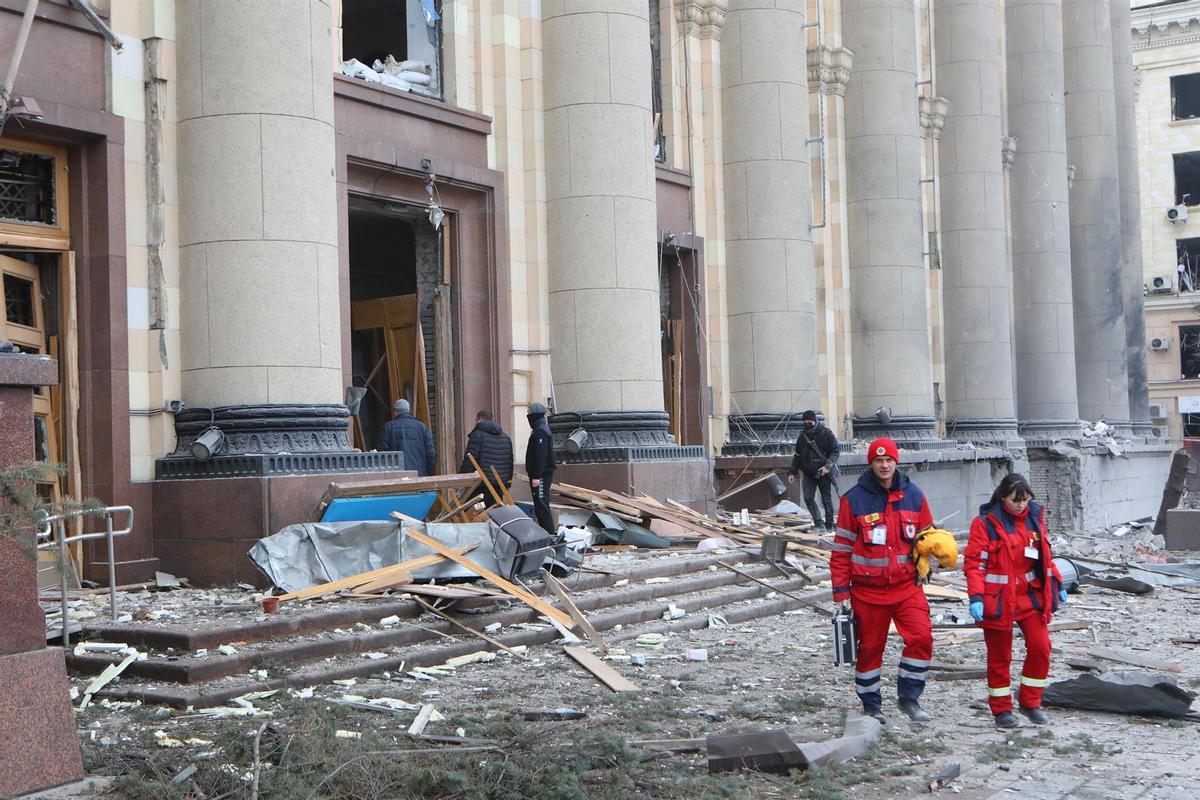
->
[[1043, 671, 1196, 718]]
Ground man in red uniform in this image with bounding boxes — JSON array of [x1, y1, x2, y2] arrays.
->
[[833, 438, 935, 723]]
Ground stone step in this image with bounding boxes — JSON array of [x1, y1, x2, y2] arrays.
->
[[68, 556, 814, 686]]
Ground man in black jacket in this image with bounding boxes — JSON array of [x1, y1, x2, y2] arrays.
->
[[787, 409, 839, 532], [460, 409, 514, 489], [379, 399, 436, 476], [525, 402, 556, 534]]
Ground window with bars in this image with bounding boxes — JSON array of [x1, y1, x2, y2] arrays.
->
[[0, 149, 56, 226]]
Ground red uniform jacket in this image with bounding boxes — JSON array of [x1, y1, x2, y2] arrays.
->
[[833, 470, 934, 603], [963, 500, 1063, 629]]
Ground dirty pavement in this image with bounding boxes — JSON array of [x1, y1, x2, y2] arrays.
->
[[41, 478, 1199, 800]]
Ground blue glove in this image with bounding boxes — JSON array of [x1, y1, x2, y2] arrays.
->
[[969, 601, 984, 622], [1058, 588, 1068, 605]]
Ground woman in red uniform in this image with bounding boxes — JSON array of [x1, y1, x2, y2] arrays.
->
[[964, 474, 1067, 729]]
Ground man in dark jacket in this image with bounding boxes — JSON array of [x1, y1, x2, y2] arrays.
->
[[525, 402, 556, 534], [787, 409, 839, 531], [379, 399, 436, 476], [460, 409, 514, 488]]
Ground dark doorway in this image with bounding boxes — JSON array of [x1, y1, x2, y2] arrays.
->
[[659, 245, 706, 447], [347, 197, 451, 466]]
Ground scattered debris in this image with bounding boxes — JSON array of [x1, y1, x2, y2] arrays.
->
[[563, 645, 639, 692], [928, 762, 961, 792], [706, 729, 806, 775]]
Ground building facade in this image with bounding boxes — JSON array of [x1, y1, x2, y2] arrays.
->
[[0, 0, 1171, 585], [1135, 0, 1200, 442]]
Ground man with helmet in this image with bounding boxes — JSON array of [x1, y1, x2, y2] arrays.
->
[[832, 437, 936, 724], [525, 402, 557, 534]]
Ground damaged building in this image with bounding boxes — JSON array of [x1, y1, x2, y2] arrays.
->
[[0, 0, 1174, 586]]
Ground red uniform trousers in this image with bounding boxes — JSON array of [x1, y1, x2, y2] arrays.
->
[[851, 582, 933, 709], [982, 611, 1051, 714]]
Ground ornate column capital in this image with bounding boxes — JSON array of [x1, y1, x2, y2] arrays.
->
[[1002, 135, 1018, 171], [676, 0, 726, 39], [919, 95, 949, 140], [806, 44, 854, 96]]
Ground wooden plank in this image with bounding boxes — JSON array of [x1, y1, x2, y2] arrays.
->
[[407, 704, 437, 737], [414, 597, 529, 659], [276, 544, 478, 603], [491, 466, 517, 506], [433, 493, 484, 523], [466, 452, 504, 506], [562, 644, 639, 692], [922, 584, 969, 600], [319, 474, 478, 505], [933, 619, 1092, 646], [399, 523, 576, 629], [347, 570, 414, 595], [1087, 646, 1183, 674], [543, 573, 607, 653]]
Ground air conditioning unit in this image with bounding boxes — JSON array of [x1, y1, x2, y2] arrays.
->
[[1150, 335, 1172, 350], [1149, 274, 1176, 294], [1168, 205, 1189, 223], [1149, 403, 1169, 420]]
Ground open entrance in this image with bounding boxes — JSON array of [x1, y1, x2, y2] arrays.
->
[[659, 245, 706, 447], [347, 196, 456, 472]]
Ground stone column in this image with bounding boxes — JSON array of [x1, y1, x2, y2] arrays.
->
[[721, 0, 818, 453], [1111, 0, 1150, 432], [1062, 0, 1130, 424], [1007, 0, 1082, 443], [543, 1, 672, 452], [175, 0, 351, 459], [843, 0, 937, 444], [934, 0, 1019, 445]]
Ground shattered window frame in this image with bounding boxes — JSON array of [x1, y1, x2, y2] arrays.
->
[[0, 148, 57, 227], [1174, 151, 1200, 207], [1172, 73, 1200, 121], [341, 0, 444, 101], [1180, 324, 1200, 380]]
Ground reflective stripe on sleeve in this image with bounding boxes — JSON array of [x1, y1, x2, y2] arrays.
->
[[831, 543, 853, 553], [978, 551, 989, 560], [835, 529, 857, 542], [851, 554, 890, 567], [984, 574, 1009, 584]]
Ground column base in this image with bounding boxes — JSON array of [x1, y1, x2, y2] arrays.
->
[[1017, 419, 1084, 447], [946, 417, 1023, 449], [0, 648, 84, 797], [720, 413, 807, 457], [849, 415, 946, 449], [548, 410, 705, 464], [160, 403, 405, 478]]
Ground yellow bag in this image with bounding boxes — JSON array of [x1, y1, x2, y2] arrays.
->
[[913, 528, 958, 582]]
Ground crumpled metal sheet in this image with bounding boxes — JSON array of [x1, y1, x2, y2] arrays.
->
[[795, 712, 882, 767], [248, 520, 503, 593]]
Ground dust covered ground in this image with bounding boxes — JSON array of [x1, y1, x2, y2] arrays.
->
[[59, 556, 1200, 800]]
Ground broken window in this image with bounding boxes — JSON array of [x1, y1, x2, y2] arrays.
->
[[649, 0, 666, 163], [1174, 152, 1200, 206], [0, 148, 56, 226], [1178, 238, 1200, 293], [1181, 325, 1200, 379], [1173, 73, 1200, 121], [341, 0, 441, 99], [1185, 413, 1200, 438]]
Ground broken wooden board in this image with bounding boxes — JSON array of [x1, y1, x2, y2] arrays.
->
[[563, 644, 639, 692], [399, 523, 576, 630], [922, 584, 969, 600], [1087, 646, 1183, 674], [413, 597, 529, 660], [276, 544, 479, 603], [543, 573, 607, 654]]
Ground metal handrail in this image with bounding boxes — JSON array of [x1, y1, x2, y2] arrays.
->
[[37, 505, 134, 648]]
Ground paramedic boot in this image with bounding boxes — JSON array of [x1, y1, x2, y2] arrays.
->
[[864, 707, 887, 725], [897, 699, 930, 722], [994, 711, 1019, 729], [1018, 707, 1048, 725]]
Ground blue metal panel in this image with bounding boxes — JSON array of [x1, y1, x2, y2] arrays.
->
[[320, 493, 438, 522]]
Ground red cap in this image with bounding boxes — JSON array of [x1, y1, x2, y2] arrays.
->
[[867, 437, 899, 463]]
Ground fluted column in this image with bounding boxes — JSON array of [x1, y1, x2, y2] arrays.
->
[[721, 0, 818, 452], [177, 0, 341, 408], [1063, 0, 1130, 425], [1007, 0, 1082, 443], [843, 0, 936, 443], [934, 0, 1018, 445], [1111, 0, 1150, 432], [543, 1, 671, 449]]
